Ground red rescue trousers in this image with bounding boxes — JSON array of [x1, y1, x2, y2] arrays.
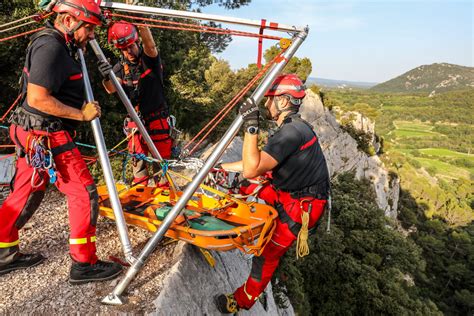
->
[[233, 182, 326, 310], [127, 117, 172, 184], [0, 125, 98, 265]]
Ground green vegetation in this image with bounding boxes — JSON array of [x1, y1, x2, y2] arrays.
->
[[339, 123, 377, 156], [326, 86, 473, 226], [398, 189, 474, 316], [371, 63, 474, 94]]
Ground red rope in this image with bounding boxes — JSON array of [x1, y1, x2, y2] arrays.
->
[[1, 94, 22, 122], [183, 49, 286, 156], [0, 12, 52, 30], [0, 27, 44, 43], [110, 13, 282, 41]]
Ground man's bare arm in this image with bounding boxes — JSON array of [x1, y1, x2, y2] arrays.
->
[[221, 160, 243, 172], [138, 26, 158, 58], [27, 83, 100, 121], [241, 133, 278, 179]]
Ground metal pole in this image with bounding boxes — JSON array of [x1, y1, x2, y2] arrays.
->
[[88, 40, 163, 161], [100, 1, 304, 33], [77, 49, 135, 263], [102, 27, 309, 305]]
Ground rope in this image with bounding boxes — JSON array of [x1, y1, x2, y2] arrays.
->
[[0, 12, 52, 42], [296, 210, 310, 259], [1, 94, 22, 122], [0, 14, 41, 29], [0, 20, 39, 34], [182, 49, 286, 156], [296, 199, 312, 259], [110, 13, 282, 41], [0, 27, 45, 43]]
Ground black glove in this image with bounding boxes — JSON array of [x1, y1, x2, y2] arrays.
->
[[98, 60, 113, 79], [239, 98, 259, 129]]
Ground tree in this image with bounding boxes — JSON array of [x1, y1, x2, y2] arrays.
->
[[263, 46, 312, 82], [0, 0, 253, 153]]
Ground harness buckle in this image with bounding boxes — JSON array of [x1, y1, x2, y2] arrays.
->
[[299, 198, 313, 214], [47, 120, 63, 132]]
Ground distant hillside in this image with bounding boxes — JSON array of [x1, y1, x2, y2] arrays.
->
[[371, 63, 474, 95], [307, 77, 378, 89]]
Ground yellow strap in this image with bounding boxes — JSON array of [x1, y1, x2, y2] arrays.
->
[[243, 282, 259, 301], [69, 236, 96, 245], [198, 247, 216, 268], [0, 240, 20, 248]]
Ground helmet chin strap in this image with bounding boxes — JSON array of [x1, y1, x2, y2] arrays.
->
[[272, 96, 295, 121], [57, 20, 83, 44]]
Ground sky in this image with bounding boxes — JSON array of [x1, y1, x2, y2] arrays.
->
[[199, 0, 473, 83]]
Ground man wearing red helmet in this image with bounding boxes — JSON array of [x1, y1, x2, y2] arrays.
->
[[101, 19, 173, 185], [0, 0, 122, 284], [215, 74, 330, 313]]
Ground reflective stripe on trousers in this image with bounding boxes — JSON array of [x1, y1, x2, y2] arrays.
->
[[0, 125, 99, 265], [233, 182, 326, 310]]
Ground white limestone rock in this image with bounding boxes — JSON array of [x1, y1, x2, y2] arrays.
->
[[152, 243, 294, 316]]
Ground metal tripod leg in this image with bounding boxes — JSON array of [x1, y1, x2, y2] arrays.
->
[[101, 27, 309, 305], [78, 49, 135, 264], [89, 40, 163, 162]]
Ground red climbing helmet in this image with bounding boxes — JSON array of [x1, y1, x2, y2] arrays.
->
[[53, 0, 103, 26], [264, 74, 306, 99], [108, 21, 139, 49]]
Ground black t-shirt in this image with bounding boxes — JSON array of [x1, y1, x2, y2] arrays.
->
[[263, 114, 330, 193], [22, 28, 85, 130], [113, 53, 168, 115]]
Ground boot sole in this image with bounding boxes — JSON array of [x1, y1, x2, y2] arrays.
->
[[0, 256, 46, 276], [69, 269, 122, 285]]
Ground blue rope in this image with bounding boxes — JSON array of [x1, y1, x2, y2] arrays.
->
[[121, 154, 130, 184], [161, 160, 169, 177]]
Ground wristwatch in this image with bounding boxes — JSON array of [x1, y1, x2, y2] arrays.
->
[[246, 126, 259, 135]]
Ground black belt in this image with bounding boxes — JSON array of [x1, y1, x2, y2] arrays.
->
[[51, 141, 76, 156], [287, 181, 329, 200], [149, 129, 169, 136], [143, 109, 169, 123], [10, 107, 64, 132]]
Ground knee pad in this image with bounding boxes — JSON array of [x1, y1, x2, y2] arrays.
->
[[15, 190, 45, 229], [86, 184, 99, 227], [250, 255, 266, 282]]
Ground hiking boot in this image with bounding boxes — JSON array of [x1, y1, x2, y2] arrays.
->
[[69, 260, 122, 285], [0, 253, 45, 275], [214, 293, 240, 314]]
